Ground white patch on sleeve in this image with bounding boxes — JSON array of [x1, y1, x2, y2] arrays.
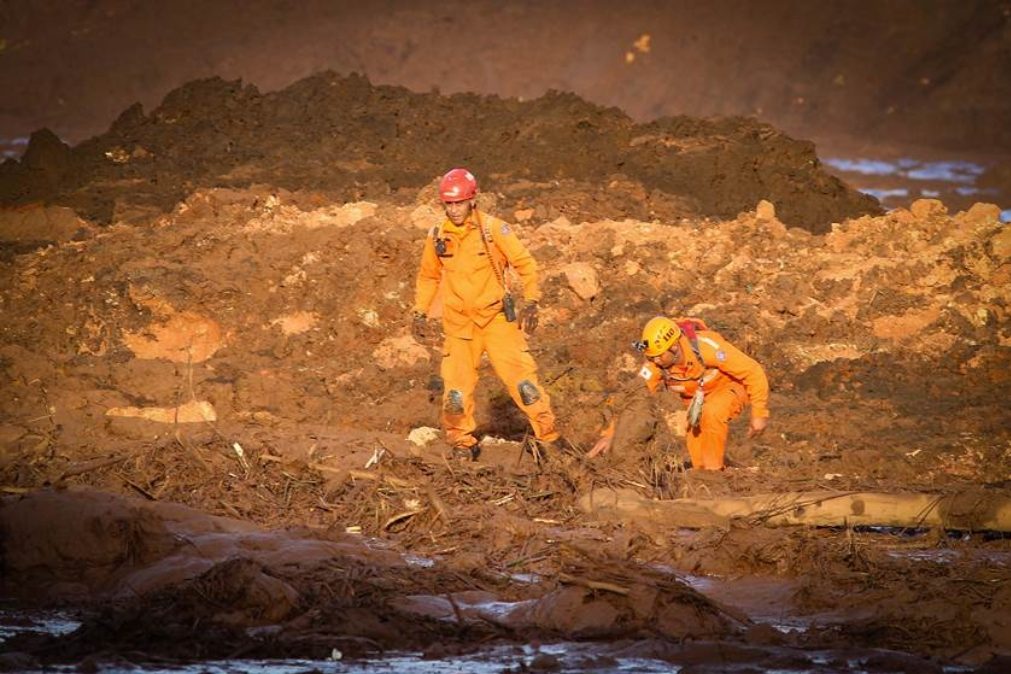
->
[[639, 365, 653, 381], [716, 350, 727, 362], [500, 223, 511, 235], [698, 336, 720, 348]]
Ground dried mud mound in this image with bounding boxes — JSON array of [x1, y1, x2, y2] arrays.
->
[[0, 489, 747, 662], [0, 73, 879, 232]]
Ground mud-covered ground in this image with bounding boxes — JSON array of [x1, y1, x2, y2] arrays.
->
[[1, 76, 1010, 672]]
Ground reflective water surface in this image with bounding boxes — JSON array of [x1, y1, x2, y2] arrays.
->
[[823, 156, 1009, 223]]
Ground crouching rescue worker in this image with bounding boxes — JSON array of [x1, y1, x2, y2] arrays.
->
[[588, 316, 769, 470], [411, 168, 560, 460]]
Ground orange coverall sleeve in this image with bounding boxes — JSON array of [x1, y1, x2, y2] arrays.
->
[[492, 223, 542, 303], [703, 337, 770, 418], [413, 233, 442, 315]]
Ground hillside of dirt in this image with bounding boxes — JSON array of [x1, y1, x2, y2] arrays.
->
[[0, 72, 880, 233], [1, 77, 1010, 671]]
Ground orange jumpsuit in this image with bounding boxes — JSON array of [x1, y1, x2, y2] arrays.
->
[[413, 209, 558, 450], [636, 327, 769, 470]]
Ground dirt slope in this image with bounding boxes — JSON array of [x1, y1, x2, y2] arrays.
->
[[0, 73, 878, 231]]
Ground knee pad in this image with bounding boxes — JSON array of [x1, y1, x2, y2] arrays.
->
[[444, 389, 465, 414], [517, 380, 541, 406]]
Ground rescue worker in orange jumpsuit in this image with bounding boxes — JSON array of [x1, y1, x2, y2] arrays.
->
[[411, 168, 560, 459], [587, 317, 769, 470]]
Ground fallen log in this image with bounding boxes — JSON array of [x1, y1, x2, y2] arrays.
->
[[580, 487, 1011, 532]]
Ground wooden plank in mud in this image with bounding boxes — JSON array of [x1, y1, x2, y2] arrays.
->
[[580, 488, 1011, 532]]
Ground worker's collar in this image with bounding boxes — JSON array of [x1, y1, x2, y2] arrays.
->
[[441, 212, 478, 236]]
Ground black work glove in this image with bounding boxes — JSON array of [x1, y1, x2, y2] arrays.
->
[[411, 311, 429, 342], [520, 301, 539, 334]]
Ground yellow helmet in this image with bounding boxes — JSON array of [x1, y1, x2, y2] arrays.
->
[[641, 316, 681, 357]]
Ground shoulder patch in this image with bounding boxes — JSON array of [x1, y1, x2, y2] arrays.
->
[[698, 336, 721, 350], [500, 223, 511, 235], [639, 365, 654, 381], [715, 350, 727, 362]]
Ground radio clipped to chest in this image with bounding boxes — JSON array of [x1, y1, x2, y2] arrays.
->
[[431, 217, 517, 322], [434, 235, 452, 258]]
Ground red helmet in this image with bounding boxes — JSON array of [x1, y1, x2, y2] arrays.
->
[[438, 168, 478, 203]]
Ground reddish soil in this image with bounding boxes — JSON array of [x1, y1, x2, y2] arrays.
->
[[0, 3, 1010, 672]]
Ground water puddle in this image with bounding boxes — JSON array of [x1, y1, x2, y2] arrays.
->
[[824, 158, 985, 184], [0, 136, 30, 160], [0, 602, 978, 673], [0, 619, 701, 674], [823, 156, 1010, 223], [884, 547, 1010, 566], [0, 610, 80, 643], [403, 553, 435, 568], [4, 633, 968, 674]]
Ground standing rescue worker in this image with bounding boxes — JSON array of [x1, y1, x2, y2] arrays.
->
[[412, 168, 560, 459], [588, 317, 769, 470]]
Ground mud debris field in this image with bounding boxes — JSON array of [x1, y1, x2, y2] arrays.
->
[[1, 73, 1010, 673]]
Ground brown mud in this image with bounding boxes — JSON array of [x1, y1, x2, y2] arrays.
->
[[0, 76, 1010, 671], [0, 72, 878, 232]]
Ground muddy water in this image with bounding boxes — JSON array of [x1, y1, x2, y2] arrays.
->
[[0, 621, 977, 674], [0, 616, 716, 673], [2, 552, 987, 674], [0, 136, 29, 160], [0, 609, 79, 643], [823, 156, 1011, 222]]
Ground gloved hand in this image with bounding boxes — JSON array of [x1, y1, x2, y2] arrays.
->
[[411, 311, 429, 342], [520, 301, 539, 334]]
